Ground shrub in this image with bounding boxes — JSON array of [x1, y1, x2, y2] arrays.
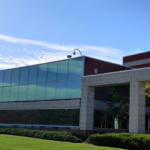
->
[[0, 127, 81, 143], [86, 133, 150, 150]]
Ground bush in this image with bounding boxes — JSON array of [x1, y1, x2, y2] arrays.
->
[[0, 127, 81, 143], [86, 133, 150, 150]]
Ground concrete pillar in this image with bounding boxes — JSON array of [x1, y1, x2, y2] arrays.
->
[[80, 86, 95, 131], [129, 81, 145, 133]]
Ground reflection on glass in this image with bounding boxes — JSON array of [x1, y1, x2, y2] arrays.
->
[[3, 70, 12, 86], [18, 85, 27, 101], [27, 84, 37, 100], [0, 109, 80, 126], [28, 66, 38, 84], [94, 110, 105, 128], [36, 83, 46, 100], [68, 57, 83, 79], [10, 86, 19, 101], [20, 67, 29, 85], [56, 81, 67, 99], [46, 82, 56, 99], [47, 62, 57, 82], [11, 68, 20, 85], [0, 71, 4, 87], [94, 110, 128, 129], [67, 79, 81, 98], [106, 115, 114, 128], [38, 64, 47, 83], [0, 57, 84, 102], [57, 60, 68, 80], [2, 86, 10, 101], [0, 88, 2, 101]]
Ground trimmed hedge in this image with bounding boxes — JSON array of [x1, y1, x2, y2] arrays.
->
[[0, 127, 81, 143], [86, 133, 150, 150]]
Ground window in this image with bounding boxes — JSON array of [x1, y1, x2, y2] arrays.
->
[[36, 83, 46, 100], [20, 67, 29, 85], [2, 86, 10, 101], [28, 66, 38, 84], [67, 79, 81, 98], [27, 84, 37, 100], [56, 81, 67, 99], [0, 71, 4, 87], [10, 86, 19, 101], [11, 68, 20, 85], [3, 70, 12, 86], [0, 109, 80, 126], [68, 57, 83, 79], [47, 62, 57, 82], [57, 60, 68, 81], [37, 64, 47, 83], [46, 82, 56, 100], [18, 85, 27, 101], [0, 88, 2, 101]]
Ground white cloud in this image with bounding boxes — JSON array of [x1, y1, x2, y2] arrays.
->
[[0, 34, 122, 56], [0, 52, 67, 69], [0, 34, 75, 51], [0, 34, 141, 69]]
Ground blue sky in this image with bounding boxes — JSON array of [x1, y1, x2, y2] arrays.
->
[[0, 0, 150, 69]]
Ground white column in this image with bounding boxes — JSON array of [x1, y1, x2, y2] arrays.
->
[[129, 81, 145, 133], [80, 86, 95, 131]]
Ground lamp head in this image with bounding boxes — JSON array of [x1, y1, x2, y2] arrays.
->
[[67, 55, 72, 58], [73, 52, 76, 55]]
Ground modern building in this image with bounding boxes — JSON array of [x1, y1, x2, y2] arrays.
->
[[0, 52, 150, 135]]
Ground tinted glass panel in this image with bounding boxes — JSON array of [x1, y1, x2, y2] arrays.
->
[[11, 68, 20, 85], [67, 79, 81, 98], [0, 71, 4, 87], [18, 85, 27, 101], [0, 109, 80, 126], [20, 67, 29, 85], [0, 88, 2, 101], [2, 86, 10, 101], [68, 57, 83, 79], [47, 62, 57, 82], [46, 82, 56, 100], [36, 83, 46, 100], [27, 84, 37, 100], [3, 70, 12, 86], [57, 60, 68, 80], [28, 66, 38, 84], [38, 64, 47, 83], [56, 81, 67, 99], [10, 86, 19, 101]]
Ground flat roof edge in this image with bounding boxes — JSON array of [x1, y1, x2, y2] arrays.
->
[[82, 66, 150, 78]]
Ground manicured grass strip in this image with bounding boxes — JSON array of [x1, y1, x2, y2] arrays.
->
[[0, 134, 126, 150]]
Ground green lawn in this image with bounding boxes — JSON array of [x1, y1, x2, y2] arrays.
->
[[0, 134, 126, 150]]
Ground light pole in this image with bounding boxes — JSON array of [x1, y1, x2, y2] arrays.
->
[[73, 48, 82, 56]]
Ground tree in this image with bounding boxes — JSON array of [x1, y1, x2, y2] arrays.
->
[[104, 85, 129, 120]]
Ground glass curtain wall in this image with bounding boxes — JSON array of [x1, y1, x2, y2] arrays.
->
[[0, 109, 80, 126], [0, 57, 83, 102]]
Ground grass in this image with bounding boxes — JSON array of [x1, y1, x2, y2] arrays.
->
[[0, 134, 126, 150]]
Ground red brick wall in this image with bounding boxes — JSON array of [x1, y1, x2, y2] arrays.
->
[[131, 63, 150, 68], [84, 57, 131, 76], [123, 51, 150, 63]]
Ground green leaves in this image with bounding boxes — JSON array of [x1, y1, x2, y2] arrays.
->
[[104, 85, 129, 119]]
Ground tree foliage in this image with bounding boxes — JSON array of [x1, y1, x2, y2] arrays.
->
[[104, 85, 129, 119]]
